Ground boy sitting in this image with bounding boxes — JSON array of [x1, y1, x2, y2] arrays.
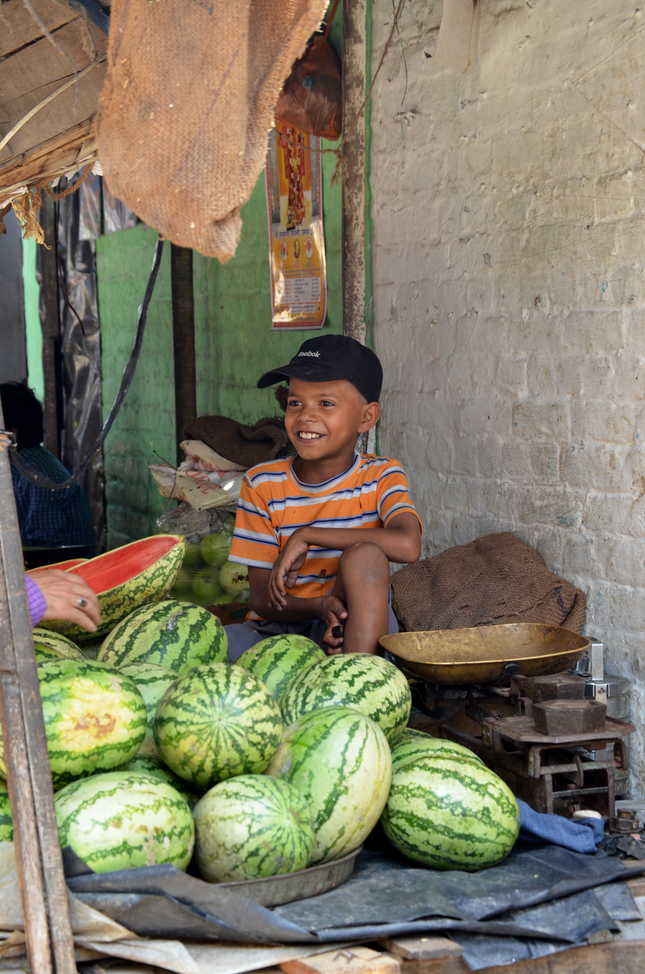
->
[[226, 335, 421, 661]]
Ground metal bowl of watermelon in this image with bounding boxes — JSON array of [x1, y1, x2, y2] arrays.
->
[[215, 846, 361, 907], [380, 623, 590, 686]]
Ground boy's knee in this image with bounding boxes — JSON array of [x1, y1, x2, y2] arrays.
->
[[339, 542, 389, 580]]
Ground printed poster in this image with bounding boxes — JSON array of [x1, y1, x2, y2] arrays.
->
[[265, 122, 327, 330]]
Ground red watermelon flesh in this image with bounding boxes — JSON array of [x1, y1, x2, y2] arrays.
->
[[32, 558, 88, 572], [66, 537, 180, 594]]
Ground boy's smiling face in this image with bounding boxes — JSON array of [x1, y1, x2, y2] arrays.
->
[[285, 378, 380, 481]]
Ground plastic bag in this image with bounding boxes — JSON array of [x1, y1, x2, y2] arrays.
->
[[274, 34, 342, 141], [157, 503, 249, 607]]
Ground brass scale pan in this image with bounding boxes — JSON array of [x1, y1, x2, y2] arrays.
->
[[379, 623, 590, 686]]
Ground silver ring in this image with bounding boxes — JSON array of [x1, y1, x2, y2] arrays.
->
[[77, 597, 87, 608]]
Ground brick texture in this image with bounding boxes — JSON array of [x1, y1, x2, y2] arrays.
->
[[370, 0, 645, 794]]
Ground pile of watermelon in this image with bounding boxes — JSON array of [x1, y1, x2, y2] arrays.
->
[[8, 538, 521, 883]]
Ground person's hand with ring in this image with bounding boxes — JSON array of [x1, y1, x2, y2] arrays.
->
[[26, 569, 101, 632]]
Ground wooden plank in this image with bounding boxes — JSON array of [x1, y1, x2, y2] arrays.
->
[[341, 0, 367, 344], [0, 19, 107, 161], [281, 948, 401, 974], [383, 938, 463, 961], [0, 0, 78, 59], [0, 416, 76, 973], [398, 941, 645, 974], [171, 245, 197, 466], [0, 118, 96, 198], [627, 877, 645, 898]]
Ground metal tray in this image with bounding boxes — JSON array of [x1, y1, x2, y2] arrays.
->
[[380, 623, 590, 685], [215, 846, 361, 907]]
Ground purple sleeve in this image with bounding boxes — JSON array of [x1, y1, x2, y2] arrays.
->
[[25, 575, 47, 628]]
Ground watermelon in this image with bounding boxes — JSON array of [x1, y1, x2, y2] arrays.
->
[[97, 600, 228, 672], [121, 755, 200, 805], [0, 782, 13, 842], [219, 561, 249, 595], [119, 663, 178, 757], [391, 733, 484, 772], [39, 535, 186, 643], [55, 770, 194, 873], [0, 659, 147, 788], [32, 629, 84, 662], [381, 754, 521, 871], [235, 635, 326, 700], [194, 774, 314, 882], [280, 655, 411, 745], [265, 706, 391, 865], [154, 663, 283, 789]]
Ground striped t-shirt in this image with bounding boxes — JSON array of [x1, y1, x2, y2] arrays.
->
[[229, 453, 421, 612]]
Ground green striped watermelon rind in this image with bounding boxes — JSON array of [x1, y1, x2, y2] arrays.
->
[[381, 753, 521, 871], [0, 781, 12, 843], [280, 654, 412, 745], [119, 662, 179, 757], [32, 629, 85, 661], [55, 770, 195, 873], [40, 535, 187, 643], [194, 774, 314, 883], [391, 733, 485, 772], [265, 706, 392, 865], [0, 659, 147, 788], [121, 755, 201, 806], [97, 600, 228, 673], [154, 663, 283, 789], [235, 634, 326, 700]]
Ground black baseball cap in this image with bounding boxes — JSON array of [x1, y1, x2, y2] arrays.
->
[[257, 335, 383, 403]]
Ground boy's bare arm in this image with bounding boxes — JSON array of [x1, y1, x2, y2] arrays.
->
[[268, 511, 421, 609], [248, 566, 347, 651]]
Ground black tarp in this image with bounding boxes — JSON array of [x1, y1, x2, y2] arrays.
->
[[66, 844, 645, 969]]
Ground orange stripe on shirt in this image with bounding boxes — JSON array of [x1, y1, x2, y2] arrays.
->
[[229, 452, 421, 607]]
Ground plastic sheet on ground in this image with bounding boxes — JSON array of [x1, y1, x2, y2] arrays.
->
[[65, 846, 645, 960]]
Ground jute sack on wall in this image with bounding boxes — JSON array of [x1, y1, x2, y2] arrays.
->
[[96, 0, 328, 261], [391, 532, 586, 635]]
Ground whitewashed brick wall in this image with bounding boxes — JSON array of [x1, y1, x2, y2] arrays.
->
[[370, 0, 645, 791]]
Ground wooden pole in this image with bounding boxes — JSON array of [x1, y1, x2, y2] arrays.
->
[[171, 244, 197, 466], [40, 197, 62, 458], [342, 0, 367, 344], [0, 421, 76, 972]]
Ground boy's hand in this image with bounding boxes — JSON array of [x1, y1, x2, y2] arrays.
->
[[319, 594, 348, 655], [267, 531, 310, 609]]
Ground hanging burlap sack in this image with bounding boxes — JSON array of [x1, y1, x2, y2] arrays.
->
[[391, 532, 586, 635], [96, 0, 328, 261]]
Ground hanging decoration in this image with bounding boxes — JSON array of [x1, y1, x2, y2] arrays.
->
[[265, 122, 327, 330]]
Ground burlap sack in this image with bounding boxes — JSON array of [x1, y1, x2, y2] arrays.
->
[[184, 416, 291, 469], [96, 0, 329, 261], [391, 532, 586, 635]]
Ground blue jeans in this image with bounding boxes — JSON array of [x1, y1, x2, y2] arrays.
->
[[225, 591, 399, 662]]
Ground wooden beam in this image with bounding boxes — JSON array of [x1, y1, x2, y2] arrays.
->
[[0, 424, 76, 972], [341, 0, 367, 344], [171, 244, 197, 466]]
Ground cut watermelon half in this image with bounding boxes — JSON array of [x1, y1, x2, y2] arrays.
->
[[31, 558, 88, 572], [40, 535, 186, 643]]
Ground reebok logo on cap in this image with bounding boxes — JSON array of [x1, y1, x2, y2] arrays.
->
[[257, 335, 383, 403]]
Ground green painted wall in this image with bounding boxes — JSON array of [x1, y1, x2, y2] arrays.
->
[[97, 138, 343, 547], [22, 237, 43, 400]]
